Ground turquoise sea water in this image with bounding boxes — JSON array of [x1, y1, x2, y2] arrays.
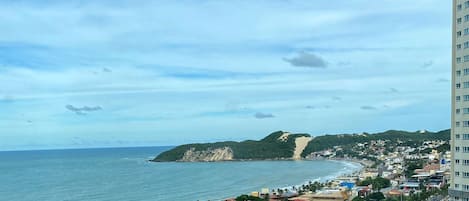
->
[[0, 146, 361, 201]]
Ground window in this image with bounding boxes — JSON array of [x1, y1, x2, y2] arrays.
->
[[464, 134, 469, 139], [460, 172, 467, 178], [464, 28, 469, 35], [458, 44, 462, 50], [457, 146, 461, 152], [459, 18, 463, 24], [464, 81, 469, 88], [457, 108, 461, 114], [464, 184, 469, 191], [464, 121, 469, 127], [457, 70, 462, 76], [458, 31, 462, 37], [465, 42, 469, 49], [456, 159, 460, 164], [465, 1, 469, 8], [465, 14, 469, 21], [464, 68, 469, 75], [455, 184, 460, 189], [457, 83, 461, 88], [456, 134, 461, 139], [464, 108, 469, 113], [457, 121, 461, 127], [459, 4, 463, 11], [464, 159, 469, 165], [464, 147, 469, 152], [464, 55, 469, 62], [456, 171, 460, 176], [457, 96, 461, 101], [458, 57, 462, 63], [464, 95, 469, 101]]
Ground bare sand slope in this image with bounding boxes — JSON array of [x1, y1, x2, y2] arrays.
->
[[277, 132, 290, 142], [293, 136, 312, 160]]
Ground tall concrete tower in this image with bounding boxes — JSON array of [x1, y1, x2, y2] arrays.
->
[[450, 1, 469, 200]]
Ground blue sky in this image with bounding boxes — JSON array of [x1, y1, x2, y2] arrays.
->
[[0, 0, 452, 150]]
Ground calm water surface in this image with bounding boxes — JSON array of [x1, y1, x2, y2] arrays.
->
[[0, 146, 361, 201]]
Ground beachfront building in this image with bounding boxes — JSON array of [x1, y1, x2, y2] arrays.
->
[[451, 1, 469, 200]]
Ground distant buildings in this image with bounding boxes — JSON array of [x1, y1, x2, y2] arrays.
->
[[229, 138, 451, 201], [451, 1, 469, 200]]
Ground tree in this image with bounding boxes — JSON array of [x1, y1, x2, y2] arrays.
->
[[367, 192, 385, 201], [357, 177, 390, 192], [404, 159, 424, 178], [372, 177, 391, 191], [357, 177, 373, 186], [385, 197, 399, 201], [277, 188, 283, 195], [235, 195, 264, 201], [352, 196, 366, 201]]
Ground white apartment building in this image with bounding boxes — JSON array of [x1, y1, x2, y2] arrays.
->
[[451, 1, 469, 200]]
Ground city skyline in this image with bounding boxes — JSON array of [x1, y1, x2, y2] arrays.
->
[[0, 0, 452, 150]]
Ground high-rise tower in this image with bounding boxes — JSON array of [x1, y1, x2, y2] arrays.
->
[[451, 1, 469, 200]]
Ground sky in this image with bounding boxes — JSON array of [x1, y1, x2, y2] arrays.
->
[[0, 0, 452, 150]]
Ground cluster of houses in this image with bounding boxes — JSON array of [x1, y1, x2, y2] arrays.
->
[[227, 139, 451, 201]]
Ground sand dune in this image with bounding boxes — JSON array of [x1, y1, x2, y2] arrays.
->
[[293, 136, 312, 160]]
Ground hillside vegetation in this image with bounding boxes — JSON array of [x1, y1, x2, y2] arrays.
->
[[301, 129, 450, 157], [153, 131, 309, 161], [151, 129, 450, 162]]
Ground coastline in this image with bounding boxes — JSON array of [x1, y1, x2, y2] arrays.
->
[[303, 158, 365, 183], [151, 153, 370, 200], [1, 147, 369, 201], [219, 158, 366, 201], [333, 158, 374, 167], [151, 157, 374, 165]]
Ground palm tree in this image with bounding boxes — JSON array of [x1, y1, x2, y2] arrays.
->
[[278, 188, 283, 195]]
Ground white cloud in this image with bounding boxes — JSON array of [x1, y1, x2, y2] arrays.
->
[[0, 0, 452, 149]]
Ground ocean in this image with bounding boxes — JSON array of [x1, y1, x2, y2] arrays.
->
[[0, 146, 362, 201]]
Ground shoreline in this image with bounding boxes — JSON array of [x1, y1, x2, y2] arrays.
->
[[324, 157, 374, 169], [150, 157, 374, 164], [217, 158, 366, 201], [150, 157, 302, 162], [301, 158, 366, 183]]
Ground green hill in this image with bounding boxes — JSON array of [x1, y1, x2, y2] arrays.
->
[[152, 131, 309, 162], [151, 129, 450, 162], [301, 129, 450, 157]]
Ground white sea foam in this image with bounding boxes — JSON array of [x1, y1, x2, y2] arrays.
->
[[273, 160, 363, 194]]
